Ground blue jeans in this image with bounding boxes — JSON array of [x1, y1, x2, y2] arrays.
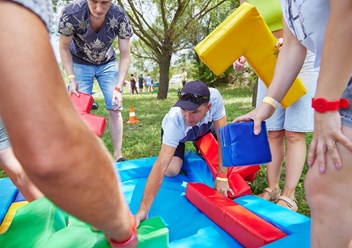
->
[[73, 60, 118, 110]]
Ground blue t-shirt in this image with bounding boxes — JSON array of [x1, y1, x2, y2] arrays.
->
[[162, 88, 226, 147], [58, 0, 133, 65]]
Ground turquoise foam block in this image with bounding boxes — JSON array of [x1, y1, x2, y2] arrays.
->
[[0, 178, 18, 224], [234, 195, 310, 234], [262, 231, 310, 248], [118, 152, 243, 247]]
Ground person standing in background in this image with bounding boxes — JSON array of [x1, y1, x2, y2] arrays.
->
[[181, 68, 188, 87], [233, 0, 318, 212], [58, 0, 132, 162]]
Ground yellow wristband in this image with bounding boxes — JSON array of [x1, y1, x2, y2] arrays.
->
[[216, 177, 228, 182], [263, 96, 279, 109], [68, 74, 76, 79]]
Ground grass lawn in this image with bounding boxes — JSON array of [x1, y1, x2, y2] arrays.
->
[[0, 82, 311, 217]]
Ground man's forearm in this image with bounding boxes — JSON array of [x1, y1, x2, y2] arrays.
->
[[139, 161, 165, 212]]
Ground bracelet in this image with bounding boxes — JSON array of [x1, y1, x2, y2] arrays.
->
[[263, 96, 279, 109], [312, 98, 350, 113], [67, 74, 76, 79], [105, 213, 137, 247], [114, 87, 123, 93], [216, 177, 228, 182], [216, 172, 227, 178]]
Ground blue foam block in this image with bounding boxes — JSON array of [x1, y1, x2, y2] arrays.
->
[[234, 195, 310, 234], [14, 191, 26, 203], [0, 178, 18, 224]]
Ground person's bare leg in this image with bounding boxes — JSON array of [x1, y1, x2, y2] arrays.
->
[[281, 131, 306, 199], [259, 130, 285, 200], [0, 147, 43, 202], [165, 156, 183, 177], [305, 125, 352, 247], [109, 109, 123, 161]]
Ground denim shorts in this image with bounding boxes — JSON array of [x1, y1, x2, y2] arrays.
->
[[256, 51, 318, 132], [73, 60, 119, 110], [0, 119, 11, 151], [340, 78, 352, 128]]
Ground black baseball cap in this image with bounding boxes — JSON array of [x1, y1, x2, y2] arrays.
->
[[174, 80, 210, 111]]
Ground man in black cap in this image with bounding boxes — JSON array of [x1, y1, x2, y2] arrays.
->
[[134, 80, 233, 226]]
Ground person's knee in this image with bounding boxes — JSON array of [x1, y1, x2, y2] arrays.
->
[[165, 166, 181, 177], [268, 130, 285, 141], [285, 131, 305, 143]]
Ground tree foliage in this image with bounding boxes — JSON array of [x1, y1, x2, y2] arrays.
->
[[116, 0, 232, 99]]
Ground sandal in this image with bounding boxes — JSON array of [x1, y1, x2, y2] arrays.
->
[[276, 196, 298, 212], [257, 187, 281, 202]]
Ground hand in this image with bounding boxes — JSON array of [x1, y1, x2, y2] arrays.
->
[[234, 101, 275, 135], [112, 90, 123, 110], [308, 111, 352, 173], [233, 56, 246, 71], [69, 80, 79, 96], [214, 180, 234, 197], [134, 209, 148, 228]]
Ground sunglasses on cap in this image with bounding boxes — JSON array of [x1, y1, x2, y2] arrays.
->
[[178, 91, 210, 103]]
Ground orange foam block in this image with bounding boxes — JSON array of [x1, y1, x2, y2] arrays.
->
[[186, 183, 287, 248]]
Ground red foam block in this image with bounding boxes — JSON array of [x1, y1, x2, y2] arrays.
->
[[186, 183, 287, 248], [80, 113, 106, 137], [195, 132, 260, 181], [71, 92, 94, 113]]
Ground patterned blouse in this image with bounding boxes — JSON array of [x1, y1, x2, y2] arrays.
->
[[9, 0, 52, 31], [58, 0, 133, 65]]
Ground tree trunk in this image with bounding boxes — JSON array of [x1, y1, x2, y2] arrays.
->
[[252, 80, 258, 107], [157, 54, 172, 100]]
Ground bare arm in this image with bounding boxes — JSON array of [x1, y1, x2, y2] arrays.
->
[[308, 0, 352, 172], [0, 2, 133, 244], [235, 20, 307, 134], [213, 116, 234, 196], [135, 144, 175, 226], [59, 35, 79, 95], [112, 38, 131, 110]]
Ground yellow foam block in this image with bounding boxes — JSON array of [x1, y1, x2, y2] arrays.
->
[[195, 2, 306, 108], [0, 201, 28, 234]]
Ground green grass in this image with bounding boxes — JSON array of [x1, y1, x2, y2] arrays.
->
[[0, 82, 311, 217]]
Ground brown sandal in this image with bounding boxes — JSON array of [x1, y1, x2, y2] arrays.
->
[[276, 196, 298, 212], [257, 187, 281, 202]]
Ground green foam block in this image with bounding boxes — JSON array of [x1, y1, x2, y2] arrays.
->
[[137, 217, 169, 248], [0, 197, 169, 247]]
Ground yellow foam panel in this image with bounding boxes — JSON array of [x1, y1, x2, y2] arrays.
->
[[0, 201, 28, 234], [195, 2, 306, 108]]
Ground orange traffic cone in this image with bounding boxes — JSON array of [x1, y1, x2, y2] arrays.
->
[[127, 106, 140, 124]]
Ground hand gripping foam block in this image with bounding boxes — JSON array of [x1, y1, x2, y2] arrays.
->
[[186, 183, 287, 248], [195, 132, 260, 180], [80, 112, 106, 137], [194, 2, 306, 108]]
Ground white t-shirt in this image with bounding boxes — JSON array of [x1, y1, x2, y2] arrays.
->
[[162, 88, 226, 147], [280, 0, 330, 71]]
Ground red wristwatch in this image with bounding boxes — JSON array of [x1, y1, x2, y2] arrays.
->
[[105, 214, 137, 247], [311, 98, 350, 113], [114, 87, 123, 93]]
